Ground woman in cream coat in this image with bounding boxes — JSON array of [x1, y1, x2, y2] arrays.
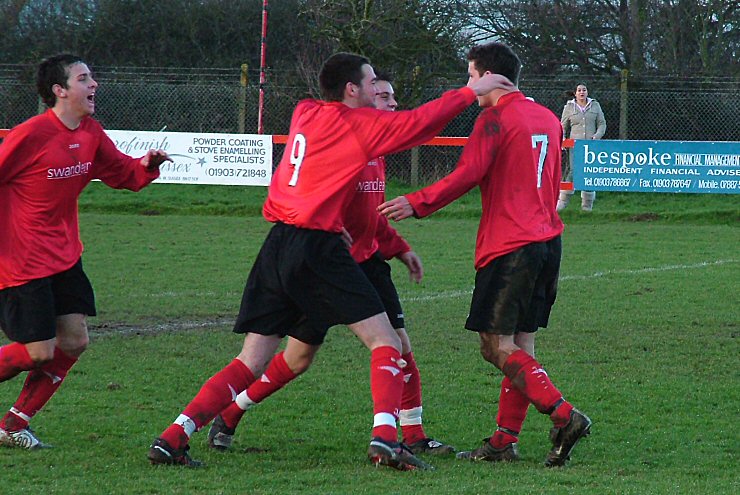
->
[[559, 83, 606, 211]]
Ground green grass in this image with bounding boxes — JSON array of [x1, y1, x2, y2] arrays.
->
[[1, 183, 738, 494], [78, 180, 740, 224]]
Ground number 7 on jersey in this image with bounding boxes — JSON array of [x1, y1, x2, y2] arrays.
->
[[531, 134, 548, 188]]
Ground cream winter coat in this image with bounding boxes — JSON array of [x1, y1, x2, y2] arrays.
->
[[561, 98, 606, 140]]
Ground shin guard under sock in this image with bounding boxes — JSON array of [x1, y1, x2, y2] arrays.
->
[[370, 346, 404, 442]]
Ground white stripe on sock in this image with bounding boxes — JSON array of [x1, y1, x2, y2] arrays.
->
[[373, 412, 397, 428], [174, 414, 197, 437], [399, 406, 423, 426], [9, 407, 31, 422], [235, 390, 257, 411]]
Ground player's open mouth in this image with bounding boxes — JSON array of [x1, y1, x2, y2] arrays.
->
[[87, 93, 95, 103]]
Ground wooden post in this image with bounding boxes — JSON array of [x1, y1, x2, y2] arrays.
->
[[239, 64, 247, 133], [257, 0, 269, 134], [410, 147, 419, 187], [409, 65, 423, 186], [619, 69, 628, 140]]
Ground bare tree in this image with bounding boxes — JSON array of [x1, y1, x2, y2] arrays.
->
[[0, 0, 96, 63], [648, 0, 738, 76], [296, 0, 472, 104], [453, 0, 737, 76], [1, 0, 734, 80], [87, 0, 264, 67]]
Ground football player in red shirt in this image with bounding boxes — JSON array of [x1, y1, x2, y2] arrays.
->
[[0, 54, 170, 449], [207, 73, 455, 457], [379, 42, 592, 467], [148, 52, 513, 470]]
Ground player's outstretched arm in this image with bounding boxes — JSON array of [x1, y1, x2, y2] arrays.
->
[[141, 149, 172, 171], [378, 196, 414, 222], [359, 74, 513, 162]]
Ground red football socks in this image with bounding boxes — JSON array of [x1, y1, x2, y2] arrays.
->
[[160, 358, 255, 449], [219, 400, 246, 430], [243, 352, 296, 404], [501, 350, 568, 419], [0, 342, 36, 382], [491, 375, 530, 448], [182, 358, 256, 428], [399, 352, 426, 444], [370, 346, 403, 442], [550, 400, 574, 428], [0, 347, 77, 431], [221, 351, 298, 429]]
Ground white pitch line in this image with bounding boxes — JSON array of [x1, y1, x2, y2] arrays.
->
[[133, 259, 737, 301], [139, 290, 241, 298], [92, 259, 737, 337], [559, 258, 737, 281], [401, 259, 738, 303], [402, 288, 474, 302]]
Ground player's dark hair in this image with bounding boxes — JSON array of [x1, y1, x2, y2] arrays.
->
[[374, 70, 393, 84], [319, 52, 371, 102], [467, 42, 521, 86], [37, 53, 86, 107]]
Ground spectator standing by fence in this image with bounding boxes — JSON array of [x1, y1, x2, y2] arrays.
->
[[558, 83, 606, 212]]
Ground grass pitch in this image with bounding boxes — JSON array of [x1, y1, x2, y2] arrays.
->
[[1, 183, 738, 494]]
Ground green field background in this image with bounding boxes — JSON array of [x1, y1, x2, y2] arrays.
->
[[1, 183, 738, 494]]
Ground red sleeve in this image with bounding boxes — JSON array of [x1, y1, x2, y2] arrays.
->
[[349, 87, 476, 159], [94, 127, 159, 190], [406, 109, 501, 218], [375, 213, 411, 260], [0, 125, 40, 185]]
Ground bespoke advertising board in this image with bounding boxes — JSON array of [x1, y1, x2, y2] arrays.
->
[[572, 140, 739, 194]]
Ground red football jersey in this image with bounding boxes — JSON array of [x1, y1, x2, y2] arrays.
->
[[406, 92, 564, 269], [344, 156, 410, 263], [0, 109, 160, 289], [263, 87, 477, 232]]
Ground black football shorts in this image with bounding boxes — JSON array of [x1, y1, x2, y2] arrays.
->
[[359, 252, 405, 330], [0, 258, 96, 344], [465, 236, 561, 335], [234, 223, 385, 345]]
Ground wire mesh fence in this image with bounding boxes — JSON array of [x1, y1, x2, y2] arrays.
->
[[1, 65, 738, 184]]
